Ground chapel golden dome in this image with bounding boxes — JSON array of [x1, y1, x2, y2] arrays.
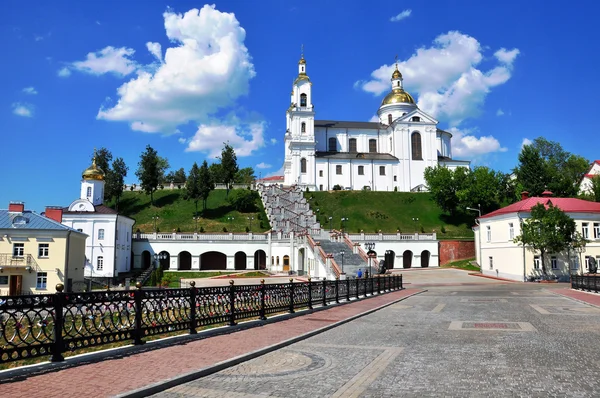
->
[[381, 88, 415, 106], [392, 68, 402, 79], [298, 55, 306, 65], [82, 153, 105, 181]]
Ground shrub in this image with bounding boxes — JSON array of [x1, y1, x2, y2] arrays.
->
[[259, 221, 264, 229], [245, 226, 250, 233], [176, 227, 181, 232], [228, 189, 258, 212], [199, 226, 205, 233], [394, 186, 398, 192], [441, 225, 446, 234], [420, 225, 425, 233], [332, 184, 342, 191], [306, 187, 310, 192], [222, 227, 228, 232]]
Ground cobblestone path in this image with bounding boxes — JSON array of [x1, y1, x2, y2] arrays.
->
[[154, 283, 600, 397]]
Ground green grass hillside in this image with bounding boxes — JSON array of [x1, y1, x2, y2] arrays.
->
[[107, 189, 271, 233], [304, 191, 473, 239]]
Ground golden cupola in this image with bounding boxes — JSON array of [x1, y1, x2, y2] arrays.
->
[[82, 152, 105, 181], [381, 63, 415, 106]]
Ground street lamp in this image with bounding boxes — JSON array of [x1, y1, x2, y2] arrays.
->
[[153, 252, 167, 269], [412, 217, 419, 233], [340, 250, 345, 274], [193, 215, 201, 233], [466, 204, 482, 218], [247, 216, 255, 232], [341, 217, 349, 235], [328, 216, 333, 232], [385, 250, 392, 270], [152, 215, 160, 233]]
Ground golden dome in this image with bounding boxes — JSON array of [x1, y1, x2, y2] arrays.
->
[[294, 73, 310, 85], [82, 155, 105, 181], [298, 56, 306, 65], [381, 88, 415, 106], [392, 68, 402, 79]]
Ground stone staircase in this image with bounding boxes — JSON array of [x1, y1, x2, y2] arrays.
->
[[316, 240, 369, 277], [258, 184, 321, 234]]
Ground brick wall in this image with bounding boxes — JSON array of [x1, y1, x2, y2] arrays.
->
[[439, 240, 475, 265]]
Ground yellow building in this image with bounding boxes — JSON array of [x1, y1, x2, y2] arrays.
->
[[0, 202, 87, 295]]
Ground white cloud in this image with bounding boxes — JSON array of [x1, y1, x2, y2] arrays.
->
[[369, 115, 380, 123], [390, 9, 412, 22], [178, 137, 187, 144], [448, 127, 507, 158], [146, 42, 163, 63], [71, 46, 138, 76], [496, 108, 504, 116], [22, 87, 37, 95], [96, 21, 101, 26], [185, 122, 265, 158], [97, 5, 256, 135], [266, 165, 284, 178], [270, 138, 277, 144], [355, 31, 519, 126], [256, 162, 271, 169], [57, 67, 71, 77], [12, 102, 34, 117], [521, 138, 533, 149]]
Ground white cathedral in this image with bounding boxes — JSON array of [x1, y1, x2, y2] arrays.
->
[[283, 54, 470, 192]]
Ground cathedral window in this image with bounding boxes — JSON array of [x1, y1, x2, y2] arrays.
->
[[319, 170, 323, 177], [328, 137, 337, 152], [379, 166, 386, 176], [97, 256, 104, 271], [301, 122, 306, 133], [369, 139, 377, 153], [411, 116, 421, 122], [98, 229, 105, 240], [411, 132, 423, 160], [349, 138, 357, 153], [301, 158, 307, 173], [300, 93, 307, 107], [388, 114, 392, 125], [336, 165, 342, 175], [86, 186, 92, 198], [358, 166, 364, 175]]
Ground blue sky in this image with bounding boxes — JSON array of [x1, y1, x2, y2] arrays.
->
[[2, 0, 599, 212]]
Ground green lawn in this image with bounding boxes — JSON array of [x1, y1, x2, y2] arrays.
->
[[441, 258, 480, 272], [304, 191, 474, 238], [164, 271, 237, 279]]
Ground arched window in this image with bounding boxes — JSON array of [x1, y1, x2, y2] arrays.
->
[[301, 158, 307, 173], [349, 138, 357, 153], [369, 139, 377, 153], [411, 132, 423, 160], [388, 114, 392, 125], [300, 93, 307, 107], [86, 187, 92, 198], [411, 116, 421, 122], [301, 122, 306, 133], [328, 137, 337, 152]]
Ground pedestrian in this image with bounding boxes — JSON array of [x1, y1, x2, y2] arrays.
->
[[357, 269, 363, 278]]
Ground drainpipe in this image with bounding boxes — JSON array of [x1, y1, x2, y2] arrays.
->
[[64, 230, 72, 292], [518, 212, 526, 281], [113, 214, 119, 280]]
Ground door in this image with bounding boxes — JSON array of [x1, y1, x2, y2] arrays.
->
[[9, 275, 22, 296], [283, 255, 290, 272]]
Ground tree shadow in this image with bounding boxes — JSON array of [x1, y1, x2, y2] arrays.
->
[[439, 212, 474, 227], [154, 193, 180, 208], [201, 205, 235, 219], [113, 197, 146, 216]]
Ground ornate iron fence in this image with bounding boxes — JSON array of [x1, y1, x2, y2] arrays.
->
[[0, 275, 402, 364], [571, 275, 600, 293]]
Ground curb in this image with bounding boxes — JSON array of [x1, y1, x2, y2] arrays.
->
[[115, 289, 425, 398]]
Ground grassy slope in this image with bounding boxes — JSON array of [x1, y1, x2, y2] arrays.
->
[[441, 257, 479, 272], [107, 189, 271, 233], [304, 191, 474, 239]]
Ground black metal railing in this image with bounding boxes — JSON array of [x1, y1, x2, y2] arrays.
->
[[571, 275, 600, 293], [0, 275, 402, 364]]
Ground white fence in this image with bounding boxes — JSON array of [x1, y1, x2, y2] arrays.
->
[[347, 233, 437, 241]]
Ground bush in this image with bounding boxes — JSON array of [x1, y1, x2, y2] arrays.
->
[[441, 225, 446, 234], [394, 186, 398, 192], [314, 201, 319, 206], [228, 189, 258, 212], [259, 221, 264, 229], [306, 187, 310, 192], [176, 227, 181, 232], [245, 226, 250, 233], [222, 227, 228, 232], [199, 226, 205, 233], [333, 184, 342, 191], [420, 225, 425, 233]]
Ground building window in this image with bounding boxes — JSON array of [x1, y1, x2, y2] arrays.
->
[[271, 256, 274, 265], [98, 229, 105, 240], [300, 158, 307, 173], [36, 272, 47, 289], [551, 256, 558, 270], [509, 222, 514, 241], [534, 256, 540, 269], [349, 138, 357, 153], [0, 276, 8, 285], [86, 186, 92, 198], [336, 165, 342, 175], [276, 256, 280, 265], [582, 223, 589, 239], [388, 114, 392, 125], [571, 256, 580, 270], [300, 93, 307, 107], [594, 222, 600, 239], [301, 122, 306, 133], [585, 255, 591, 269], [358, 166, 364, 175], [411, 132, 422, 160], [394, 175, 397, 182], [97, 256, 104, 271], [77, 228, 83, 232], [369, 139, 377, 153], [319, 170, 323, 177], [486, 226, 491, 242], [411, 116, 421, 122], [489, 256, 493, 270], [328, 137, 337, 152], [379, 166, 386, 176], [127, 231, 129, 241], [319, 184, 323, 191], [38, 243, 49, 258], [13, 243, 24, 257]]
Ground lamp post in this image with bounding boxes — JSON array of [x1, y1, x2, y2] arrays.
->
[[153, 252, 167, 270], [385, 250, 391, 269], [247, 216, 254, 232], [193, 215, 201, 233], [412, 217, 419, 233], [341, 217, 349, 235], [152, 215, 160, 233], [340, 250, 345, 274], [466, 204, 482, 218], [328, 216, 333, 232]]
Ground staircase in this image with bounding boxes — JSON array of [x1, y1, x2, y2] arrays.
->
[[258, 184, 321, 234], [315, 240, 369, 277]]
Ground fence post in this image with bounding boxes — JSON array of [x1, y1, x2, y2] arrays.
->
[[346, 278, 351, 301], [289, 278, 295, 314], [335, 277, 340, 303], [308, 278, 313, 310], [400, 274, 403, 289], [229, 280, 236, 326], [377, 276, 381, 294], [260, 279, 267, 320], [189, 281, 197, 335], [133, 282, 145, 346], [356, 278, 360, 300], [322, 278, 328, 307], [51, 283, 65, 362], [370, 276, 374, 296]]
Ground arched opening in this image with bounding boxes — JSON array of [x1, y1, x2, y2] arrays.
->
[[159, 251, 170, 270], [301, 122, 306, 133], [201, 251, 227, 270], [178, 251, 192, 271], [385, 250, 395, 269], [283, 255, 290, 272], [254, 250, 267, 270], [421, 250, 430, 268], [411, 132, 422, 160], [298, 248, 305, 275], [301, 158, 307, 173], [234, 251, 247, 270], [403, 250, 413, 269], [300, 93, 307, 107], [388, 114, 392, 125], [141, 250, 151, 269]]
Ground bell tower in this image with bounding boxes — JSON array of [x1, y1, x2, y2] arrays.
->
[[80, 149, 106, 206]]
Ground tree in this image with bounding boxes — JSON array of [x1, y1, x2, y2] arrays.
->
[[135, 145, 162, 205], [208, 163, 222, 184], [234, 167, 256, 184], [457, 166, 504, 214], [514, 144, 548, 197], [591, 175, 600, 202], [424, 166, 461, 215], [228, 189, 258, 212], [173, 168, 187, 184], [198, 160, 214, 211], [109, 158, 128, 210], [157, 156, 170, 185], [513, 203, 576, 276], [186, 162, 201, 218], [93, 148, 115, 201], [219, 143, 239, 197]]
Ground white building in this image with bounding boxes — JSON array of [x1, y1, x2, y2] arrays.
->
[[60, 154, 135, 280], [473, 191, 600, 282], [283, 54, 470, 191], [579, 160, 600, 194]]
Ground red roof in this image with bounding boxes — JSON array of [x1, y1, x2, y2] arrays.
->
[[258, 176, 284, 182], [480, 197, 600, 219]]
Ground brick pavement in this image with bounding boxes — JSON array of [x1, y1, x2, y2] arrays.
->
[[552, 287, 600, 306], [0, 288, 420, 398]]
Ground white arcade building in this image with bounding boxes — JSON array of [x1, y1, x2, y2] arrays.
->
[[283, 54, 470, 192], [60, 154, 135, 280]]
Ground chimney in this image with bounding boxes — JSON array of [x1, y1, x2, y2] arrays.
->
[[45, 206, 64, 223], [541, 190, 553, 198], [520, 191, 529, 201], [8, 202, 24, 213]]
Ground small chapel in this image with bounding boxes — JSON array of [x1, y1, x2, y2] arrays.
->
[[283, 53, 470, 192]]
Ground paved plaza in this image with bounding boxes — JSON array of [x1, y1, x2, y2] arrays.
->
[[153, 277, 600, 398]]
